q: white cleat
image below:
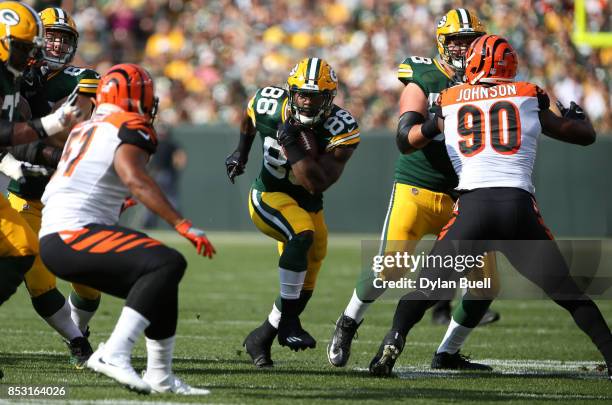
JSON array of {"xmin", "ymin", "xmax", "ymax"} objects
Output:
[
  {"xmin": 143, "ymin": 372, "xmax": 210, "ymax": 395},
  {"xmin": 87, "ymin": 343, "xmax": 151, "ymax": 394}
]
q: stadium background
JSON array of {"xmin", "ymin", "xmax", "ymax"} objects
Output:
[{"xmin": 25, "ymin": 0, "xmax": 612, "ymax": 236}]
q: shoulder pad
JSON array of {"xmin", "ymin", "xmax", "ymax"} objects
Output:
[
  {"xmin": 114, "ymin": 114, "xmax": 157, "ymax": 154},
  {"xmin": 324, "ymin": 106, "xmax": 360, "ymax": 152},
  {"xmin": 397, "ymin": 56, "xmax": 437, "ymax": 84}
]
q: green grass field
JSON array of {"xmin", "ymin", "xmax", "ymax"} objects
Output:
[{"xmin": 1, "ymin": 232, "xmax": 611, "ymax": 404}]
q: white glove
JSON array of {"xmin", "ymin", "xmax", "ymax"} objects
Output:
[
  {"xmin": 0, "ymin": 152, "xmax": 25, "ymax": 183},
  {"xmin": 39, "ymin": 88, "xmax": 83, "ymax": 136}
]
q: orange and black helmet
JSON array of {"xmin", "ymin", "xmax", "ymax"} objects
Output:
[
  {"xmin": 96, "ymin": 63, "xmax": 158, "ymax": 122},
  {"xmin": 465, "ymin": 34, "xmax": 518, "ymax": 85}
]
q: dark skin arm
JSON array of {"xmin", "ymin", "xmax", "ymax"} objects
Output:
[
  {"xmin": 290, "ymin": 146, "xmax": 355, "ymax": 194},
  {"xmin": 539, "ymin": 109, "xmax": 596, "ymax": 146},
  {"xmin": 114, "ymin": 143, "xmax": 183, "ymax": 227},
  {"xmin": 225, "ymin": 109, "xmax": 257, "ymax": 182}
]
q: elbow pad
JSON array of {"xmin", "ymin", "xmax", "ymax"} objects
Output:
[{"xmin": 396, "ymin": 111, "xmax": 425, "ymax": 153}]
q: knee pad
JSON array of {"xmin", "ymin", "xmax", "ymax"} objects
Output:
[
  {"xmin": 279, "ymin": 231, "xmax": 313, "ymax": 272},
  {"xmin": 0, "ymin": 255, "xmax": 35, "ymax": 305}
]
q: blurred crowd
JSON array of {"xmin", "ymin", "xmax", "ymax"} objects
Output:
[{"xmin": 34, "ymin": 0, "xmax": 612, "ymax": 132}]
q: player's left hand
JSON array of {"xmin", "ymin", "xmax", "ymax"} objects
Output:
[
  {"xmin": 277, "ymin": 118, "xmax": 301, "ymax": 148},
  {"xmin": 119, "ymin": 197, "xmax": 138, "ymax": 214},
  {"xmin": 175, "ymin": 219, "xmax": 216, "ymax": 258},
  {"xmin": 556, "ymin": 101, "xmax": 586, "ymax": 121}
]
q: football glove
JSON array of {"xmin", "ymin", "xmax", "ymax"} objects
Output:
[
  {"xmin": 120, "ymin": 197, "xmax": 138, "ymax": 214},
  {"xmin": 225, "ymin": 150, "xmax": 246, "ymax": 183},
  {"xmin": 556, "ymin": 101, "xmax": 586, "ymax": 121},
  {"xmin": 175, "ymin": 219, "xmax": 216, "ymax": 258},
  {"xmin": 21, "ymin": 162, "xmax": 51, "ymax": 177},
  {"xmin": 276, "ymin": 117, "xmax": 301, "ymax": 147},
  {"xmin": 38, "ymin": 87, "xmax": 83, "ymax": 137},
  {"xmin": 0, "ymin": 152, "xmax": 25, "ymax": 183}
]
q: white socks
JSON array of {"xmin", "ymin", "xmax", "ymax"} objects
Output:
[
  {"xmin": 343, "ymin": 290, "xmax": 370, "ymax": 323},
  {"xmin": 144, "ymin": 336, "xmax": 175, "ymax": 384},
  {"xmin": 44, "ymin": 300, "xmax": 82, "ymax": 341},
  {"xmin": 69, "ymin": 294, "xmax": 96, "ymax": 334},
  {"xmin": 436, "ymin": 318, "xmax": 473, "ymax": 354},
  {"xmin": 267, "ymin": 303, "xmax": 281, "ymax": 329},
  {"xmin": 104, "ymin": 306, "xmax": 150, "ymax": 365}
]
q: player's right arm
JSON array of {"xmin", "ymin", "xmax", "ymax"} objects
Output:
[
  {"xmin": 396, "ymin": 63, "xmax": 432, "ymax": 154},
  {"xmin": 113, "ymin": 119, "xmax": 215, "ymax": 258},
  {"xmin": 225, "ymin": 96, "xmax": 257, "ymax": 183}
]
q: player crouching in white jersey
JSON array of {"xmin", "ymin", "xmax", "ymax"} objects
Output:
[
  {"xmin": 370, "ymin": 35, "xmax": 612, "ymax": 380},
  {"xmin": 38, "ymin": 64, "xmax": 216, "ymax": 394}
]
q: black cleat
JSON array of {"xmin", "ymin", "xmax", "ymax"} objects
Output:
[
  {"xmin": 66, "ymin": 336, "xmax": 93, "ymax": 369},
  {"xmin": 277, "ymin": 316, "xmax": 316, "ymax": 352},
  {"xmin": 243, "ymin": 320, "xmax": 277, "ymax": 368},
  {"xmin": 369, "ymin": 330, "xmax": 404, "ymax": 377},
  {"xmin": 327, "ymin": 314, "xmax": 362, "ymax": 367},
  {"xmin": 431, "ymin": 351, "xmax": 492, "ymax": 371},
  {"xmin": 477, "ymin": 309, "xmax": 500, "ymax": 326}
]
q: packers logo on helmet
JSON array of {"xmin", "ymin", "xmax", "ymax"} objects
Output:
[
  {"xmin": 436, "ymin": 8, "xmax": 486, "ymax": 76},
  {"xmin": 0, "ymin": 1, "xmax": 44, "ymax": 76},
  {"xmin": 286, "ymin": 57, "xmax": 337, "ymax": 126},
  {"xmin": 39, "ymin": 8, "xmax": 79, "ymax": 70}
]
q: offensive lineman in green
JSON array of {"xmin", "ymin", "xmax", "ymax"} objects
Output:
[
  {"xmin": 2, "ymin": 8, "xmax": 101, "ymax": 368},
  {"xmin": 328, "ymin": 9, "xmax": 497, "ymax": 374},
  {"xmin": 225, "ymin": 58, "xmax": 360, "ymax": 367}
]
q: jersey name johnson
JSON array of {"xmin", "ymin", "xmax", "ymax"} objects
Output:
[{"xmin": 440, "ymin": 82, "xmax": 546, "ymax": 193}]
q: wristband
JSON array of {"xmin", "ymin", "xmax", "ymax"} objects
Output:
[{"xmin": 29, "ymin": 118, "xmax": 49, "ymax": 139}]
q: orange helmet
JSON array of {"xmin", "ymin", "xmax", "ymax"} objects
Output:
[
  {"xmin": 465, "ymin": 34, "xmax": 518, "ymax": 85},
  {"xmin": 96, "ymin": 63, "xmax": 158, "ymax": 122}
]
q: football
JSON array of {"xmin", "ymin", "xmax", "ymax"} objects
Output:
[{"xmin": 297, "ymin": 128, "xmax": 319, "ymax": 159}]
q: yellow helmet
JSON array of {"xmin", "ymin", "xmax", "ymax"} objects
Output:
[
  {"xmin": 39, "ymin": 7, "xmax": 78, "ymax": 70},
  {"xmin": 286, "ymin": 57, "xmax": 337, "ymax": 126},
  {"xmin": 0, "ymin": 1, "xmax": 44, "ymax": 75},
  {"xmin": 436, "ymin": 8, "xmax": 486, "ymax": 76}
]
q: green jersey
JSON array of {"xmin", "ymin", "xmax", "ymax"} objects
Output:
[
  {"xmin": 248, "ymin": 86, "xmax": 360, "ymax": 212},
  {"xmin": 395, "ymin": 56, "xmax": 458, "ymax": 193},
  {"xmin": 0, "ymin": 63, "xmax": 22, "ymax": 122},
  {"xmin": 8, "ymin": 65, "xmax": 100, "ymax": 199}
]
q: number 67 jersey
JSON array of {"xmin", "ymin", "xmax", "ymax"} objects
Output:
[
  {"xmin": 439, "ymin": 82, "xmax": 550, "ymax": 194},
  {"xmin": 39, "ymin": 104, "xmax": 157, "ymax": 238}
]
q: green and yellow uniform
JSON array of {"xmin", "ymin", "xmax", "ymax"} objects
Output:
[
  {"xmin": 9, "ymin": 65, "xmax": 100, "ymax": 300},
  {"xmin": 246, "ymin": 85, "xmax": 359, "ymax": 289},
  {"xmin": 378, "ymin": 56, "xmax": 457, "ymax": 255},
  {"xmin": 0, "ymin": 64, "xmax": 39, "ymax": 259}
]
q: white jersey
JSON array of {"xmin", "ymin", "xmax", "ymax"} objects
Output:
[
  {"xmin": 40, "ymin": 104, "xmax": 157, "ymax": 238},
  {"xmin": 439, "ymin": 81, "xmax": 549, "ymax": 193}
]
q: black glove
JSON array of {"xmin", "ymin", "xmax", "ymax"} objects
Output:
[
  {"xmin": 225, "ymin": 150, "xmax": 246, "ymax": 184},
  {"xmin": 556, "ymin": 101, "xmax": 586, "ymax": 121},
  {"xmin": 277, "ymin": 118, "xmax": 306, "ymax": 164}
]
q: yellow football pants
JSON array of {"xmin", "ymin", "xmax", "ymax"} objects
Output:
[
  {"xmin": 380, "ymin": 183, "xmax": 498, "ymax": 297},
  {"xmin": 248, "ymin": 189, "xmax": 327, "ymax": 291},
  {"xmin": 0, "ymin": 193, "xmax": 38, "ymax": 257},
  {"xmin": 8, "ymin": 193, "xmax": 100, "ymax": 300}
]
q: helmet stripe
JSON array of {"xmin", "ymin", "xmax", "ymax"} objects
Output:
[
  {"xmin": 307, "ymin": 57, "xmax": 319, "ymax": 86},
  {"xmin": 57, "ymin": 8, "xmax": 67, "ymax": 23},
  {"xmin": 457, "ymin": 8, "xmax": 470, "ymax": 29},
  {"xmin": 52, "ymin": 7, "xmax": 59, "ymax": 22},
  {"xmin": 109, "ymin": 67, "xmax": 132, "ymax": 102}
]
